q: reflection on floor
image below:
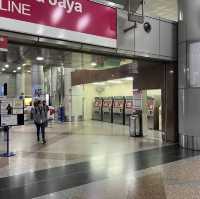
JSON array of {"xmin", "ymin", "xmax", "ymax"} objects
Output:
[{"xmin": 0, "ymin": 121, "xmax": 198, "ymax": 199}]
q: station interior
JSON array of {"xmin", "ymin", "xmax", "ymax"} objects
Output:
[
  {"xmin": 0, "ymin": 43, "xmax": 163, "ymax": 142},
  {"xmin": 2, "ymin": 0, "xmax": 200, "ymax": 198}
]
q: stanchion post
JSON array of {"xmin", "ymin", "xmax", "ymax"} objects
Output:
[{"xmin": 0, "ymin": 126, "xmax": 16, "ymax": 157}]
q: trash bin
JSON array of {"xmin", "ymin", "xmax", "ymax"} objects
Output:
[{"xmin": 129, "ymin": 111, "xmax": 143, "ymax": 137}]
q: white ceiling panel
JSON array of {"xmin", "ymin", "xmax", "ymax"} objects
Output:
[{"xmin": 144, "ymin": 0, "xmax": 177, "ymax": 21}]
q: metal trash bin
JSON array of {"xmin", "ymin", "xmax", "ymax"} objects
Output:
[{"xmin": 129, "ymin": 111, "xmax": 143, "ymax": 137}]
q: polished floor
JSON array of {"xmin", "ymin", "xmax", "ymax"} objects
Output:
[{"xmin": 0, "ymin": 121, "xmax": 199, "ymax": 199}]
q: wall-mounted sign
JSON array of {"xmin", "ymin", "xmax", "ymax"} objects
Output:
[
  {"xmin": 0, "ymin": 0, "xmax": 117, "ymax": 48},
  {"xmin": 0, "ymin": 36, "xmax": 8, "ymax": 52},
  {"xmin": 133, "ymin": 90, "xmax": 142, "ymax": 110}
]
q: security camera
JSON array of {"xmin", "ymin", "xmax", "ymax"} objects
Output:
[{"xmin": 144, "ymin": 22, "xmax": 151, "ymax": 33}]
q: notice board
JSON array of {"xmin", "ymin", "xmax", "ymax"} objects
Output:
[{"xmin": 0, "ymin": 98, "xmax": 24, "ymax": 126}]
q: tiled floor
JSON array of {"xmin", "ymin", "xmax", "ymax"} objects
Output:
[
  {"xmin": 0, "ymin": 121, "xmax": 163, "ymax": 177},
  {"xmin": 0, "ymin": 121, "xmax": 198, "ymax": 199}
]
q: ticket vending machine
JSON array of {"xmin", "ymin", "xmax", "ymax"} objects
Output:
[
  {"xmin": 92, "ymin": 97, "xmax": 103, "ymax": 121},
  {"xmin": 147, "ymin": 97, "xmax": 155, "ymax": 130},
  {"xmin": 125, "ymin": 96, "xmax": 134, "ymax": 125},
  {"xmin": 113, "ymin": 97, "xmax": 125, "ymax": 125},
  {"xmin": 102, "ymin": 97, "xmax": 113, "ymax": 123}
]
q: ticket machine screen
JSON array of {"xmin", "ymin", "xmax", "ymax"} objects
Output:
[
  {"xmin": 126, "ymin": 101, "xmax": 133, "ymax": 109},
  {"xmin": 95, "ymin": 100, "xmax": 102, "ymax": 107},
  {"xmin": 114, "ymin": 100, "xmax": 124, "ymax": 108},
  {"xmin": 103, "ymin": 100, "xmax": 112, "ymax": 108}
]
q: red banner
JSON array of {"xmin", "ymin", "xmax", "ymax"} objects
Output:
[
  {"xmin": 0, "ymin": 0, "xmax": 117, "ymax": 48},
  {"xmin": 0, "ymin": 36, "xmax": 8, "ymax": 52}
]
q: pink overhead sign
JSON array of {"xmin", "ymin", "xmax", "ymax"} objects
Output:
[
  {"xmin": 0, "ymin": 0, "xmax": 117, "ymax": 48},
  {"xmin": 0, "ymin": 36, "xmax": 8, "ymax": 51}
]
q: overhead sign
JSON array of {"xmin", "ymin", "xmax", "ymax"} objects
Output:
[
  {"xmin": 0, "ymin": 0, "xmax": 117, "ymax": 48},
  {"xmin": 0, "ymin": 36, "xmax": 8, "ymax": 52}
]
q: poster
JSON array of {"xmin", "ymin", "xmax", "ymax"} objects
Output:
[
  {"xmin": 0, "ymin": 100, "xmax": 13, "ymax": 114},
  {"xmin": 1, "ymin": 115, "xmax": 18, "ymax": 126},
  {"xmin": 13, "ymin": 99, "xmax": 24, "ymax": 109},
  {"xmin": 13, "ymin": 109, "xmax": 24, "ymax": 115}
]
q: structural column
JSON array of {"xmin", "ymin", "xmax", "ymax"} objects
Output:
[
  {"xmin": 178, "ymin": 0, "xmax": 200, "ymax": 150},
  {"xmin": 16, "ymin": 72, "xmax": 25, "ymax": 97},
  {"xmin": 64, "ymin": 68, "xmax": 73, "ymax": 122},
  {"xmin": 32, "ymin": 64, "xmax": 44, "ymax": 99}
]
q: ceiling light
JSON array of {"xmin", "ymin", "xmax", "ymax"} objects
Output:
[
  {"xmin": 107, "ymin": 80, "xmax": 122, "ymax": 84},
  {"xmin": 2, "ymin": 68, "xmax": 5, "ymax": 71},
  {"xmin": 107, "ymin": 2, "xmax": 116, "ymax": 7},
  {"xmin": 92, "ymin": 82, "xmax": 105, "ymax": 86},
  {"xmin": 5, "ymin": 64, "xmax": 9, "ymax": 68},
  {"xmin": 91, "ymin": 62, "xmax": 97, "ymax": 66},
  {"xmin": 169, "ymin": 70, "xmax": 174, "ymax": 74},
  {"xmin": 13, "ymin": 70, "xmax": 16, "ymax": 73},
  {"xmin": 36, "ymin": 56, "xmax": 44, "ymax": 61},
  {"xmin": 22, "ymin": 63, "xmax": 26, "ymax": 66},
  {"xmin": 17, "ymin": 67, "xmax": 21, "ymax": 70},
  {"xmin": 27, "ymin": 70, "xmax": 31, "ymax": 73},
  {"xmin": 123, "ymin": 77, "xmax": 133, "ymax": 81}
]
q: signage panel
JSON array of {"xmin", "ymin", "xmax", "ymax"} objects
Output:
[
  {"xmin": 0, "ymin": 0, "xmax": 117, "ymax": 48},
  {"xmin": 1, "ymin": 115, "xmax": 17, "ymax": 126},
  {"xmin": 0, "ymin": 36, "xmax": 8, "ymax": 52}
]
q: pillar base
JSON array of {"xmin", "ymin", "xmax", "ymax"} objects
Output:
[
  {"xmin": 65, "ymin": 115, "xmax": 83, "ymax": 122},
  {"xmin": 179, "ymin": 134, "xmax": 200, "ymax": 150}
]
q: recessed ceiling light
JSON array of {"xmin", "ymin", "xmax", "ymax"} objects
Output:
[
  {"xmin": 107, "ymin": 2, "xmax": 116, "ymax": 7},
  {"xmin": 13, "ymin": 70, "xmax": 16, "ymax": 73},
  {"xmin": 91, "ymin": 62, "xmax": 97, "ymax": 66},
  {"xmin": 36, "ymin": 56, "xmax": 44, "ymax": 61},
  {"xmin": 107, "ymin": 80, "xmax": 122, "ymax": 84},
  {"xmin": 123, "ymin": 77, "xmax": 133, "ymax": 81},
  {"xmin": 17, "ymin": 67, "xmax": 21, "ymax": 70},
  {"xmin": 27, "ymin": 70, "xmax": 31, "ymax": 73},
  {"xmin": 92, "ymin": 82, "xmax": 105, "ymax": 86},
  {"xmin": 22, "ymin": 63, "xmax": 26, "ymax": 66},
  {"xmin": 2, "ymin": 68, "xmax": 5, "ymax": 71},
  {"xmin": 5, "ymin": 64, "xmax": 9, "ymax": 68}
]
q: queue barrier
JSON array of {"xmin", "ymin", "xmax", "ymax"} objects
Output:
[{"xmin": 0, "ymin": 126, "xmax": 15, "ymax": 157}]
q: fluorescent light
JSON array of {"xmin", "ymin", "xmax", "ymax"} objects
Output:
[
  {"xmin": 17, "ymin": 67, "xmax": 21, "ymax": 70},
  {"xmin": 92, "ymin": 82, "xmax": 105, "ymax": 86},
  {"xmin": 107, "ymin": 80, "xmax": 122, "ymax": 84},
  {"xmin": 27, "ymin": 70, "xmax": 31, "ymax": 73},
  {"xmin": 2, "ymin": 68, "xmax": 5, "ymax": 71},
  {"xmin": 123, "ymin": 77, "xmax": 133, "ymax": 81},
  {"xmin": 5, "ymin": 64, "xmax": 9, "ymax": 68},
  {"xmin": 107, "ymin": 1, "xmax": 116, "ymax": 7},
  {"xmin": 36, "ymin": 56, "xmax": 44, "ymax": 61},
  {"xmin": 13, "ymin": 70, "xmax": 16, "ymax": 73},
  {"xmin": 91, "ymin": 62, "xmax": 97, "ymax": 66}
]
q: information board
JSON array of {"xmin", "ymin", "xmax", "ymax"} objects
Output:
[
  {"xmin": 1, "ymin": 115, "xmax": 18, "ymax": 126},
  {"xmin": 0, "ymin": 98, "xmax": 24, "ymax": 127},
  {"xmin": 133, "ymin": 90, "xmax": 143, "ymax": 111}
]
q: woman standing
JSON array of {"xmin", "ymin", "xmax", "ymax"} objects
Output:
[{"xmin": 32, "ymin": 100, "xmax": 47, "ymax": 144}]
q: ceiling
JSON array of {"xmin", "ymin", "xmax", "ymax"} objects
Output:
[
  {"xmin": 105, "ymin": 0, "xmax": 178, "ymax": 21},
  {"xmin": 0, "ymin": 44, "xmax": 132, "ymax": 74},
  {"xmin": 144, "ymin": 0, "xmax": 177, "ymax": 21}
]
